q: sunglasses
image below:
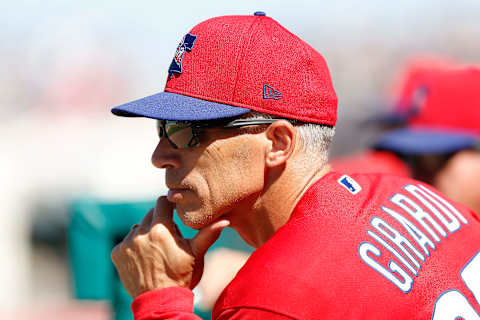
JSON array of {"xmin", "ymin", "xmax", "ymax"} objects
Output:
[{"xmin": 156, "ymin": 118, "xmax": 300, "ymax": 149}]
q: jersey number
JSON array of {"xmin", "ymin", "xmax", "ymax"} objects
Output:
[{"xmin": 432, "ymin": 251, "xmax": 480, "ymax": 319}]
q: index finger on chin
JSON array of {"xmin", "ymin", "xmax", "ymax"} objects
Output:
[
  {"xmin": 152, "ymin": 196, "xmax": 175, "ymax": 228},
  {"xmin": 136, "ymin": 209, "xmax": 154, "ymax": 234}
]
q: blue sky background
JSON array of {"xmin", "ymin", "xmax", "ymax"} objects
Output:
[{"xmin": 2, "ymin": 0, "xmax": 479, "ymax": 151}]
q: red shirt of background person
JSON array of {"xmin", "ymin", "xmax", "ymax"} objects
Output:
[
  {"xmin": 110, "ymin": 13, "xmax": 480, "ymax": 319},
  {"xmin": 331, "ymin": 150, "xmax": 411, "ymax": 177}
]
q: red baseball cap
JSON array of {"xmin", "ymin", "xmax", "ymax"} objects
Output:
[
  {"xmin": 111, "ymin": 12, "xmax": 337, "ymax": 125},
  {"xmin": 370, "ymin": 56, "xmax": 457, "ymax": 125},
  {"xmin": 373, "ymin": 66, "xmax": 480, "ymax": 154}
]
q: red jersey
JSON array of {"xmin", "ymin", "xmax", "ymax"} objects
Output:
[{"xmin": 133, "ymin": 172, "xmax": 480, "ymax": 319}]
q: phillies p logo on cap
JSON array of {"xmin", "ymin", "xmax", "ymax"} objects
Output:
[{"xmin": 169, "ymin": 33, "xmax": 197, "ymax": 78}]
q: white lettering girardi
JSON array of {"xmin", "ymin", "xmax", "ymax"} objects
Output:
[{"xmin": 358, "ymin": 184, "xmax": 469, "ymax": 293}]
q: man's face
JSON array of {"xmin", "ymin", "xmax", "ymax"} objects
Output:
[{"xmin": 151, "ymin": 126, "xmax": 266, "ymax": 229}]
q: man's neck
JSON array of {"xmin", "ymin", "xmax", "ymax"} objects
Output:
[{"xmin": 230, "ymin": 162, "xmax": 331, "ymax": 248}]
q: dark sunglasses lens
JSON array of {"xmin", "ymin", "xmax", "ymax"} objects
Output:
[
  {"xmin": 164, "ymin": 121, "xmax": 199, "ymax": 149},
  {"xmin": 156, "ymin": 121, "xmax": 164, "ymax": 138}
]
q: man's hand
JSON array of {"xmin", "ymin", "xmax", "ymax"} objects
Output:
[{"xmin": 111, "ymin": 196, "xmax": 230, "ymax": 298}]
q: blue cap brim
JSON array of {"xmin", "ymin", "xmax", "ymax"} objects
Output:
[
  {"xmin": 111, "ymin": 91, "xmax": 250, "ymax": 121},
  {"xmin": 369, "ymin": 112, "xmax": 409, "ymax": 125},
  {"xmin": 373, "ymin": 128, "xmax": 478, "ymax": 155}
]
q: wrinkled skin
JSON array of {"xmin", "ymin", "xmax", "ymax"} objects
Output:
[{"xmin": 111, "ymin": 197, "xmax": 229, "ymax": 298}]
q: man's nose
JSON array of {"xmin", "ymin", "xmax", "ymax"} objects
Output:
[{"xmin": 151, "ymin": 138, "xmax": 181, "ymax": 169}]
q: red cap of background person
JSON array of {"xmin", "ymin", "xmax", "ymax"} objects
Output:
[
  {"xmin": 370, "ymin": 56, "xmax": 457, "ymax": 124},
  {"xmin": 331, "ymin": 151, "xmax": 411, "ymax": 177},
  {"xmin": 112, "ymin": 12, "xmax": 338, "ymax": 125},
  {"xmin": 374, "ymin": 66, "xmax": 480, "ymax": 154},
  {"xmin": 407, "ymin": 67, "xmax": 480, "ymax": 131},
  {"xmin": 387, "ymin": 56, "xmax": 457, "ymax": 116}
]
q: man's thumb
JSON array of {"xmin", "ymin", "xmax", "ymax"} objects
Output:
[{"xmin": 191, "ymin": 220, "xmax": 230, "ymax": 257}]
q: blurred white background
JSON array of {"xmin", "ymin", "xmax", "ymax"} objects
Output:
[{"xmin": 1, "ymin": 0, "xmax": 479, "ymax": 318}]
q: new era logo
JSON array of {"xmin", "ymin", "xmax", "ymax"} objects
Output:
[
  {"xmin": 338, "ymin": 175, "xmax": 362, "ymax": 195},
  {"xmin": 263, "ymin": 84, "xmax": 282, "ymax": 100}
]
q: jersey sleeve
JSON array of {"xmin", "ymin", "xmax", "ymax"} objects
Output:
[
  {"xmin": 131, "ymin": 287, "xmax": 201, "ymax": 320},
  {"xmin": 131, "ymin": 286, "xmax": 295, "ymax": 320},
  {"xmin": 215, "ymin": 307, "xmax": 296, "ymax": 319}
]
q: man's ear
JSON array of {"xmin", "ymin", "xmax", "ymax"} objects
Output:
[{"xmin": 264, "ymin": 120, "xmax": 296, "ymax": 167}]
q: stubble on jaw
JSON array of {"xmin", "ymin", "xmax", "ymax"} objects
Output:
[{"xmin": 175, "ymin": 134, "xmax": 262, "ymax": 229}]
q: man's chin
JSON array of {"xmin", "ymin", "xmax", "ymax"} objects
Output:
[{"xmin": 174, "ymin": 204, "xmax": 218, "ymax": 230}]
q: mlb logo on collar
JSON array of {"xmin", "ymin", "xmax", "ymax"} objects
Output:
[{"xmin": 338, "ymin": 175, "xmax": 362, "ymax": 195}]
